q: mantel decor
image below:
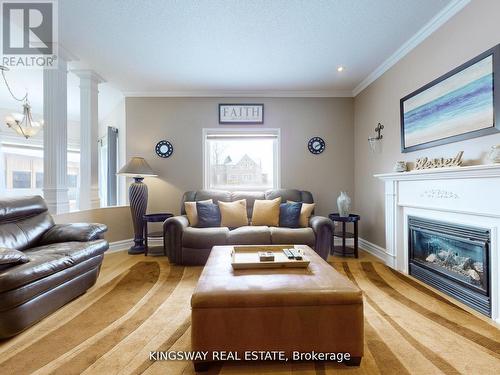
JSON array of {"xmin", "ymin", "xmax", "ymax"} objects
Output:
[
  {"xmin": 219, "ymin": 104, "xmax": 264, "ymax": 124},
  {"xmin": 414, "ymin": 151, "xmax": 463, "ymax": 170},
  {"xmin": 400, "ymin": 44, "xmax": 500, "ymax": 153}
]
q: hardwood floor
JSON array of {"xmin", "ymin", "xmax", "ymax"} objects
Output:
[{"xmin": 0, "ymin": 248, "xmax": 499, "ymax": 374}]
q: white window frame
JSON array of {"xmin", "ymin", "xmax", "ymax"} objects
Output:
[{"xmin": 202, "ymin": 128, "xmax": 281, "ymax": 191}]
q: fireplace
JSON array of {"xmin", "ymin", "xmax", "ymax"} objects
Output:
[{"xmin": 408, "ymin": 216, "xmax": 491, "ymax": 316}]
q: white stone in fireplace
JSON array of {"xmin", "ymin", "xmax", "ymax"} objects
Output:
[{"xmin": 375, "ymin": 164, "xmax": 500, "ymax": 323}]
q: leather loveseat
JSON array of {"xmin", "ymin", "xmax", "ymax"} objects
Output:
[
  {"xmin": 0, "ymin": 196, "xmax": 108, "ymax": 338},
  {"xmin": 164, "ymin": 189, "xmax": 334, "ymax": 265}
]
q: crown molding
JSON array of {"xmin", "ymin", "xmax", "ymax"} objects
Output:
[
  {"xmin": 123, "ymin": 90, "xmax": 353, "ymax": 98},
  {"xmin": 71, "ymin": 69, "xmax": 106, "ymax": 83},
  {"xmin": 352, "ymin": 0, "xmax": 471, "ymax": 97}
]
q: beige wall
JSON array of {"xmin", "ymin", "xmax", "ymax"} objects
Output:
[
  {"xmin": 353, "ymin": 0, "xmax": 500, "ymax": 248},
  {"xmin": 125, "ymin": 97, "xmax": 354, "ymax": 217},
  {"xmin": 54, "ymin": 206, "xmax": 133, "ymax": 243}
]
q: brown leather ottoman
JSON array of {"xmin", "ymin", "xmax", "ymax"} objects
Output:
[{"xmin": 191, "ymin": 245, "xmax": 364, "ymax": 371}]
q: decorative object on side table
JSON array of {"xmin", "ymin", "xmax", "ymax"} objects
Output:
[
  {"xmin": 415, "ymin": 151, "xmax": 463, "ymax": 170},
  {"xmin": 308, "ymin": 137, "xmax": 325, "ymax": 154},
  {"xmin": 400, "ymin": 44, "xmax": 500, "ymax": 153},
  {"xmin": 329, "ymin": 213, "xmax": 360, "ymax": 258},
  {"xmin": 337, "ymin": 191, "xmax": 351, "ymax": 217},
  {"xmin": 393, "ymin": 161, "xmax": 407, "ymax": 172},
  {"xmin": 368, "ymin": 123, "xmax": 384, "ymax": 153},
  {"xmin": 118, "ymin": 157, "xmax": 157, "ymax": 254},
  {"xmin": 488, "ymin": 145, "xmax": 500, "ymax": 163},
  {"xmin": 155, "ymin": 140, "xmax": 174, "ymax": 158},
  {"xmin": 143, "ymin": 213, "xmax": 173, "ymax": 256}
]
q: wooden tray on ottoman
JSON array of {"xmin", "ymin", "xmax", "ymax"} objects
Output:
[{"xmin": 230, "ymin": 245, "xmax": 310, "ymax": 269}]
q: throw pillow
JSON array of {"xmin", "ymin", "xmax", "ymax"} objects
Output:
[
  {"xmin": 0, "ymin": 247, "xmax": 29, "ymax": 269},
  {"xmin": 184, "ymin": 199, "xmax": 213, "ymax": 226},
  {"xmin": 279, "ymin": 202, "xmax": 303, "ymax": 228},
  {"xmin": 251, "ymin": 197, "xmax": 281, "ymax": 226},
  {"xmin": 219, "ymin": 199, "xmax": 248, "ymax": 228},
  {"xmin": 196, "ymin": 201, "xmax": 221, "ymax": 228},
  {"xmin": 287, "ymin": 200, "xmax": 316, "ymax": 227}
]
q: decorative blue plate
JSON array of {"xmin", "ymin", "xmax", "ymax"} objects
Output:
[
  {"xmin": 155, "ymin": 140, "xmax": 173, "ymax": 158},
  {"xmin": 308, "ymin": 137, "xmax": 325, "ymax": 154}
]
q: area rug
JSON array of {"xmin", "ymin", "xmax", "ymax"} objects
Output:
[{"xmin": 0, "ymin": 259, "xmax": 499, "ymax": 374}]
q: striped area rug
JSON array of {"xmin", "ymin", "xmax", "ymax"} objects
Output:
[{"xmin": 0, "ymin": 253, "xmax": 499, "ymax": 374}]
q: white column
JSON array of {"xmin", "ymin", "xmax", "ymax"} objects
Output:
[
  {"xmin": 43, "ymin": 58, "xmax": 69, "ymax": 214},
  {"xmin": 75, "ymin": 70, "xmax": 104, "ymax": 210}
]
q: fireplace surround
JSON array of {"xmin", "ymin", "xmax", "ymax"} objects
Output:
[
  {"xmin": 408, "ymin": 216, "xmax": 490, "ymax": 316},
  {"xmin": 375, "ymin": 164, "xmax": 500, "ymax": 322}
]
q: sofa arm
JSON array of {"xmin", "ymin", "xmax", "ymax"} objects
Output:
[
  {"xmin": 309, "ymin": 215, "xmax": 334, "ymax": 260},
  {"xmin": 40, "ymin": 223, "xmax": 108, "ymax": 245},
  {"xmin": 164, "ymin": 215, "xmax": 189, "ymax": 264}
]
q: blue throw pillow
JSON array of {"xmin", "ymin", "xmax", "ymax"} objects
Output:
[
  {"xmin": 196, "ymin": 201, "xmax": 221, "ymax": 228},
  {"xmin": 279, "ymin": 202, "xmax": 302, "ymax": 228}
]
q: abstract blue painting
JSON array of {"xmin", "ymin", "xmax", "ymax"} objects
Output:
[{"xmin": 400, "ymin": 47, "xmax": 499, "ymax": 152}]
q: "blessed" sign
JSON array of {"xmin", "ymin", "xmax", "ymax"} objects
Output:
[{"xmin": 219, "ymin": 104, "xmax": 264, "ymax": 124}]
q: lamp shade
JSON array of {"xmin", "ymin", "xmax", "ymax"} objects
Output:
[{"xmin": 118, "ymin": 157, "xmax": 157, "ymax": 177}]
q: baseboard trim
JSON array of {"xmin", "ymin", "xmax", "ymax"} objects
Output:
[
  {"xmin": 358, "ymin": 238, "xmax": 395, "ymax": 267},
  {"xmin": 107, "ymin": 239, "xmax": 133, "ymax": 253},
  {"xmin": 107, "ymin": 237, "xmax": 164, "ymax": 253}
]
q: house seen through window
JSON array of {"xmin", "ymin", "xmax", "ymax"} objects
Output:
[{"xmin": 204, "ymin": 129, "xmax": 280, "ymax": 190}]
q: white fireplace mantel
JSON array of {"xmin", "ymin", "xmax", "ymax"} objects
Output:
[
  {"xmin": 375, "ymin": 164, "xmax": 500, "ymax": 181},
  {"xmin": 375, "ymin": 164, "xmax": 500, "ymax": 322}
]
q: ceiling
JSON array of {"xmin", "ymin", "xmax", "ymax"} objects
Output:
[
  {"xmin": 0, "ymin": 0, "xmax": 467, "ymax": 117},
  {"xmin": 58, "ymin": 0, "xmax": 463, "ymax": 96}
]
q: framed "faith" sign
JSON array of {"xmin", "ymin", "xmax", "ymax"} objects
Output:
[{"xmin": 219, "ymin": 104, "xmax": 264, "ymax": 124}]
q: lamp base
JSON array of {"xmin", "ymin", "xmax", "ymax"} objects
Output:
[
  {"xmin": 128, "ymin": 177, "xmax": 148, "ymax": 255},
  {"xmin": 128, "ymin": 244, "xmax": 145, "ymax": 255}
]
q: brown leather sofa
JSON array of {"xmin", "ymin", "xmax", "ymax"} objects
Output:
[
  {"xmin": 0, "ymin": 196, "xmax": 108, "ymax": 338},
  {"xmin": 164, "ymin": 189, "xmax": 334, "ymax": 265}
]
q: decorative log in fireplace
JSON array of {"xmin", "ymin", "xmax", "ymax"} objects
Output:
[{"xmin": 408, "ymin": 216, "xmax": 491, "ymax": 316}]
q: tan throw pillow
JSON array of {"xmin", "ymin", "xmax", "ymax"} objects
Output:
[
  {"xmin": 184, "ymin": 199, "xmax": 213, "ymax": 226},
  {"xmin": 219, "ymin": 199, "xmax": 248, "ymax": 228},
  {"xmin": 251, "ymin": 197, "xmax": 281, "ymax": 226},
  {"xmin": 288, "ymin": 200, "xmax": 316, "ymax": 227}
]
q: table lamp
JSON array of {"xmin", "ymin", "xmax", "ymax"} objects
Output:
[{"xmin": 118, "ymin": 157, "xmax": 157, "ymax": 254}]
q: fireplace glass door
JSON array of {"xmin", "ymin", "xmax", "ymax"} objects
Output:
[{"xmin": 408, "ymin": 216, "xmax": 490, "ymax": 316}]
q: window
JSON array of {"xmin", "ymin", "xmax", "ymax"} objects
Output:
[
  {"xmin": 12, "ymin": 171, "xmax": 31, "ymax": 188},
  {"xmin": 35, "ymin": 172, "xmax": 43, "ymax": 188},
  {"xmin": 68, "ymin": 174, "xmax": 78, "ymax": 188},
  {"xmin": 203, "ymin": 128, "xmax": 280, "ymax": 190},
  {"xmin": 1, "ymin": 143, "xmax": 81, "ymax": 211}
]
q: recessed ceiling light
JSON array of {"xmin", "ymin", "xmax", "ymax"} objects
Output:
[{"xmin": 337, "ymin": 66, "xmax": 344, "ymax": 72}]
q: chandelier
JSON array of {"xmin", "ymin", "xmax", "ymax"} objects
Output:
[{"xmin": 1, "ymin": 65, "xmax": 43, "ymax": 139}]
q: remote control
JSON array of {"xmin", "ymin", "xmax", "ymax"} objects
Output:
[
  {"xmin": 289, "ymin": 248, "xmax": 303, "ymax": 260},
  {"xmin": 283, "ymin": 249, "xmax": 294, "ymax": 259}
]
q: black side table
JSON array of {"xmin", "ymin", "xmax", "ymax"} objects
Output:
[
  {"xmin": 143, "ymin": 213, "xmax": 173, "ymax": 256},
  {"xmin": 329, "ymin": 213, "xmax": 360, "ymax": 258}
]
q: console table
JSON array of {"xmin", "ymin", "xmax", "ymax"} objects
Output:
[{"xmin": 329, "ymin": 213, "xmax": 360, "ymax": 258}]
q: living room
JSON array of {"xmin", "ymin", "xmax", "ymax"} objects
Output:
[{"xmin": 1, "ymin": 0, "xmax": 499, "ymax": 374}]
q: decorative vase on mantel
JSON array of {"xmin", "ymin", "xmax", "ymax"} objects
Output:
[{"xmin": 337, "ymin": 191, "xmax": 352, "ymax": 217}]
